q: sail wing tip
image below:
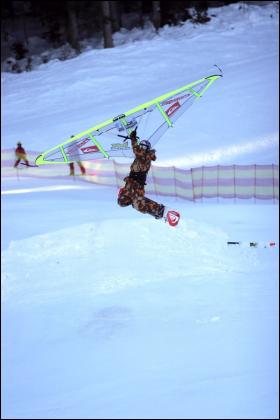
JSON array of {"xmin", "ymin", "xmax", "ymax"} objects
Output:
[
  {"xmin": 35, "ymin": 154, "xmax": 45, "ymax": 166},
  {"xmin": 205, "ymin": 74, "xmax": 223, "ymax": 79},
  {"xmin": 213, "ymin": 64, "xmax": 223, "ymax": 76}
]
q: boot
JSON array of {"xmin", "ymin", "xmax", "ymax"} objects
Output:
[{"xmin": 154, "ymin": 204, "xmax": 165, "ymax": 219}]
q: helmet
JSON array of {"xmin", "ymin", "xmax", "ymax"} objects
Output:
[
  {"xmin": 139, "ymin": 140, "xmax": 151, "ymax": 151},
  {"xmin": 17, "ymin": 142, "xmax": 22, "ymax": 146}
]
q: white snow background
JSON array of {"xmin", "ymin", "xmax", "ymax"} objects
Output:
[{"xmin": 1, "ymin": 2, "xmax": 279, "ymax": 419}]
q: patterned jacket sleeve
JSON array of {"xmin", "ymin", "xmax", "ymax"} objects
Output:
[
  {"xmin": 131, "ymin": 137, "xmax": 145, "ymax": 158},
  {"xmin": 149, "ymin": 150, "xmax": 156, "ymax": 161}
]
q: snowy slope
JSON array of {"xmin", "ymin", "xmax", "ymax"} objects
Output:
[{"xmin": 1, "ymin": 3, "xmax": 279, "ymax": 420}]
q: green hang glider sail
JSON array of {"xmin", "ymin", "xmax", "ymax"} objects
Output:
[{"xmin": 35, "ymin": 74, "xmax": 222, "ymax": 165}]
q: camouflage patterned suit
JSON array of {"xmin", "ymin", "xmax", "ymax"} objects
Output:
[{"xmin": 118, "ymin": 132, "xmax": 165, "ymax": 219}]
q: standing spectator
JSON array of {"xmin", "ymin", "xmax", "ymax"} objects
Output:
[
  {"xmin": 14, "ymin": 142, "xmax": 30, "ymax": 167},
  {"xmin": 68, "ymin": 135, "xmax": 86, "ymax": 176},
  {"xmin": 69, "ymin": 161, "xmax": 86, "ymax": 176}
]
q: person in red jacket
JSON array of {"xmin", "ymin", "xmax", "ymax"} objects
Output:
[
  {"xmin": 14, "ymin": 142, "xmax": 30, "ymax": 167},
  {"xmin": 118, "ymin": 129, "xmax": 165, "ymax": 220}
]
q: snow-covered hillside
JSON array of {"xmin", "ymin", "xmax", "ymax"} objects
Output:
[
  {"xmin": 2, "ymin": 2, "xmax": 279, "ymax": 167},
  {"xmin": 1, "ymin": 3, "xmax": 279, "ymax": 419}
]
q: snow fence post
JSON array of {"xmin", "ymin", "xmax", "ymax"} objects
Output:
[
  {"xmin": 254, "ymin": 164, "xmax": 257, "ymax": 203},
  {"xmin": 233, "ymin": 164, "xmax": 236, "ymax": 203},
  {"xmin": 272, "ymin": 163, "xmax": 275, "ymax": 203},
  {"xmin": 173, "ymin": 166, "xmax": 178, "ymax": 199},
  {"xmin": 191, "ymin": 168, "xmax": 195, "ymax": 202},
  {"xmin": 217, "ymin": 165, "xmax": 219, "ymax": 203},
  {"xmin": 201, "ymin": 165, "xmax": 204, "ymax": 202},
  {"xmin": 151, "ymin": 164, "xmax": 158, "ymax": 197},
  {"xmin": 113, "ymin": 159, "xmax": 121, "ymax": 189}
]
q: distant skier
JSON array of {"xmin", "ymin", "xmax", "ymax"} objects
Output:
[
  {"xmin": 14, "ymin": 142, "xmax": 30, "ymax": 167},
  {"xmin": 118, "ymin": 129, "xmax": 180, "ymax": 226}
]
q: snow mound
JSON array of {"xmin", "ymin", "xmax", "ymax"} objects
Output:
[{"xmin": 2, "ymin": 217, "xmax": 258, "ymax": 304}]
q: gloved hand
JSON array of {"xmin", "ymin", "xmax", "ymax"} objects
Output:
[{"xmin": 130, "ymin": 129, "xmax": 137, "ymax": 140}]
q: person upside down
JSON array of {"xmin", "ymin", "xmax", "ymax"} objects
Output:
[{"xmin": 118, "ymin": 129, "xmax": 165, "ymax": 220}]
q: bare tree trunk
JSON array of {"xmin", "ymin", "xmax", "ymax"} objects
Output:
[
  {"xmin": 102, "ymin": 1, "xmax": 114, "ymax": 48},
  {"xmin": 139, "ymin": 1, "xmax": 145, "ymax": 29},
  {"xmin": 110, "ymin": 1, "xmax": 121, "ymax": 33},
  {"xmin": 194, "ymin": 1, "xmax": 210, "ymax": 23},
  {"xmin": 160, "ymin": 0, "xmax": 170, "ymax": 26},
  {"xmin": 152, "ymin": 1, "xmax": 161, "ymax": 31},
  {"xmin": 66, "ymin": 0, "xmax": 80, "ymax": 53},
  {"xmin": 134, "ymin": 1, "xmax": 143, "ymax": 28}
]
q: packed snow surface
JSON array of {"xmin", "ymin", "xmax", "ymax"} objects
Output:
[{"xmin": 1, "ymin": 3, "xmax": 279, "ymax": 419}]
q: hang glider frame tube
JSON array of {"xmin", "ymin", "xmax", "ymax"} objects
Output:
[
  {"xmin": 88, "ymin": 133, "xmax": 109, "ymax": 158},
  {"xmin": 60, "ymin": 146, "xmax": 68, "ymax": 162},
  {"xmin": 156, "ymin": 103, "xmax": 173, "ymax": 127}
]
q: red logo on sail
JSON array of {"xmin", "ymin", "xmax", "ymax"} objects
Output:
[
  {"xmin": 166, "ymin": 101, "xmax": 180, "ymax": 117},
  {"xmin": 80, "ymin": 145, "xmax": 99, "ymax": 153}
]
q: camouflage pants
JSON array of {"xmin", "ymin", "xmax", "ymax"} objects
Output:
[{"xmin": 118, "ymin": 177, "xmax": 165, "ymax": 219}]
